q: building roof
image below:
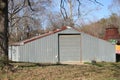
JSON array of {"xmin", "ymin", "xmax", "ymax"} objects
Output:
[{"xmin": 10, "ymin": 26, "xmax": 79, "ymax": 46}]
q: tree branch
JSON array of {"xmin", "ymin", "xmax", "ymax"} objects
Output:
[
  {"xmin": 89, "ymin": 0, "xmax": 103, "ymax": 6},
  {"xmin": 76, "ymin": 0, "xmax": 81, "ymax": 17},
  {"xmin": 13, "ymin": 0, "xmax": 26, "ymax": 14},
  {"xmin": 27, "ymin": 0, "xmax": 35, "ymax": 11},
  {"xmin": 60, "ymin": 0, "xmax": 103, "ymax": 19},
  {"xmin": 60, "ymin": 0, "xmax": 68, "ymax": 19}
]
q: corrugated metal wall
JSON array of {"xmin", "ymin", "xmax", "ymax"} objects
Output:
[
  {"xmin": 18, "ymin": 33, "xmax": 58, "ymax": 63},
  {"xmin": 15, "ymin": 29, "xmax": 80, "ymax": 63},
  {"xmin": 59, "ymin": 34, "xmax": 81, "ymax": 62},
  {"xmin": 81, "ymin": 33, "xmax": 99, "ymax": 62},
  {"xmin": 9, "ymin": 28, "xmax": 116, "ymax": 63},
  {"xmin": 9, "ymin": 46, "xmax": 19, "ymax": 61},
  {"xmin": 98, "ymin": 39, "xmax": 115, "ymax": 62},
  {"xmin": 81, "ymin": 33, "xmax": 115, "ymax": 62}
]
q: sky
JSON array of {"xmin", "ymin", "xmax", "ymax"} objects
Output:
[
  {"xmin": 77, "ymin": 0, "xmax": 114, "ymax": 24},
  {"xmin": 88, "ymin": 0, "xmax": 112, "ymax": 21},
  {"xmin": 52, "ymin": 0, "xmax": 116, "ymax": 25},
  {"xmin": 18, "ymin": 0, "xmax": 118, "ymax": 28}
]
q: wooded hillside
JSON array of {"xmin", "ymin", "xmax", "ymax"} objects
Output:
[{"xmin": 80, "ymin": 13, "xmax": 120, "ymax": 39}]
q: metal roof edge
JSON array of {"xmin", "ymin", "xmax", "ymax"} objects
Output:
[
  {"xmin": 10, "ymin": 26, "xmax": 111, "ymax": 46},
  {"xmin": 10, "ymin": 26, "xmax": 68, "ymax": 46},
  {"xmin": 10, "ymin": 42, "xmax": 24, "ymax": 46}
]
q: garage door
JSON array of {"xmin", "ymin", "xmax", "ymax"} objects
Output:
[{"xmin": 59, "ymin": 34, "xmax": 81, "ymax": 62}]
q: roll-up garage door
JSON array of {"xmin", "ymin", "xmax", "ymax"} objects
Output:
[{"xmin": 59, "ymin": 34, "xmax": 81, "ymax": 62}]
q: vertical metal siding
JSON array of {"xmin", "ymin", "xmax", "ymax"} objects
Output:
[
  {"xmin": 17, "ymin": 28, "xmax": 81, "ymax": 63},
  {"xmin": 81, "ymin": 33, "xmax": 98, "ymax": 62},
  {"xmin": 81, "ymin": 33, "xmax": 115, "ymax": 62},
  {"xmin": 9, "ymin": 46, "xmax": 12, "ymax": 60},
  {"xmin": 9, "ymin": 46, "xmax": 19, "ymax": 61},
  {"xmin": 98, "ymin": 39, "xmax": 115, "ymax": 62},
  {"xmin": 19, "ymin": 34, "xmax": 58, "ymax": 63},
  {"xmin": 9, "ymin": 28, "xmax": 115, "ymax": 63},
  {"xmin": 59, "ymin": 35, "xmax": 81, "ymax": 62}
]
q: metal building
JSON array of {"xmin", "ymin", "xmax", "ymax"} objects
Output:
[{"xmin": 9, "ymin": 26, "xmax": 115, "ymax": 63}]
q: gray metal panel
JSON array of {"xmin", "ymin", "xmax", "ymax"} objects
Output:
[
  {"xmin": 9, "ymin": 46, "xmax": 19, "ymax": 61},
  {"xmin": 17, "ymin": 28, "xmax": 80, "ymax": 63},
  {"xmin": 19, "ymin": 34, "xmax": 58, "ymax": 63},
  {"xmin": 59, "ymin": 35, "xmax": 81, "ymax": 62},
  {"xmin": 9, "ymin": 27, "xmax": 115, "ymax": 63},
  {"xmin": 81, "ymin": 33, "xmax": 98, "ymax": 62},
  {"xmin": 98, "ymin": 39, "xmax": 115, "ymax": 62},
  {"xmin": 9, "ymin": 46, "xmax": 12, "ymax": 60},
  {"xmin": 81, "ymin": 33, "xmax": 115, "ymax": 62}
]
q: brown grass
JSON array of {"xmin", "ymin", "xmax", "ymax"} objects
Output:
[{"xmin": 0, "ymin": 62, "xmax": 120, "ymax": 80}]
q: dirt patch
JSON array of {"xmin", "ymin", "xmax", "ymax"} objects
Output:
[{"xmin": 61, "ymin": 61, "xmax": 84, "ymax": 65}]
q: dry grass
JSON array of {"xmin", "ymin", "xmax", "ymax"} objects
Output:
[{"xmin": 0, "ymin": 62, "xmax": 120, "ymax": 80}]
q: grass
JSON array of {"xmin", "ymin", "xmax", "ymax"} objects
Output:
[{"xmin": 0, "ymin": 62, "xmax": 120, "ymax": 80}]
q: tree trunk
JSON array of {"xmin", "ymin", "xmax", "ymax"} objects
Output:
[{"xmin": 2, "ymin": 0, "xmax": 9, "ymax": 64}]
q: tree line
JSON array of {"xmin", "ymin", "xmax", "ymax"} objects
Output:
[{"xmin": 81, "ymin": 13, "xmax": 120, "ymax": 38}]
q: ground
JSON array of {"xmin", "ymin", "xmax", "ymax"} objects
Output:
[{"xmin": 0, "ymin": 62, "xmax": 120, "ymax": 80}]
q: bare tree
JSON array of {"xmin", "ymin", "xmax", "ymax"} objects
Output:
[
  {"xmin": 59, "ymin": 0, "xmax": 103, "ymax": 27},
  {"xmin": 45, "ymin": 0, "xmax": 103, "ymax": 31},
  {"xmin": 80, "ymin": 13, "xmax": 120, "ymax": 39},
  {"xmin": 0, "ymin": 0, "xmax": 42, "ymax": 65},
  {"xmin": 8, "ymin": 0, "xmax": 52, "ymax": 42}
]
